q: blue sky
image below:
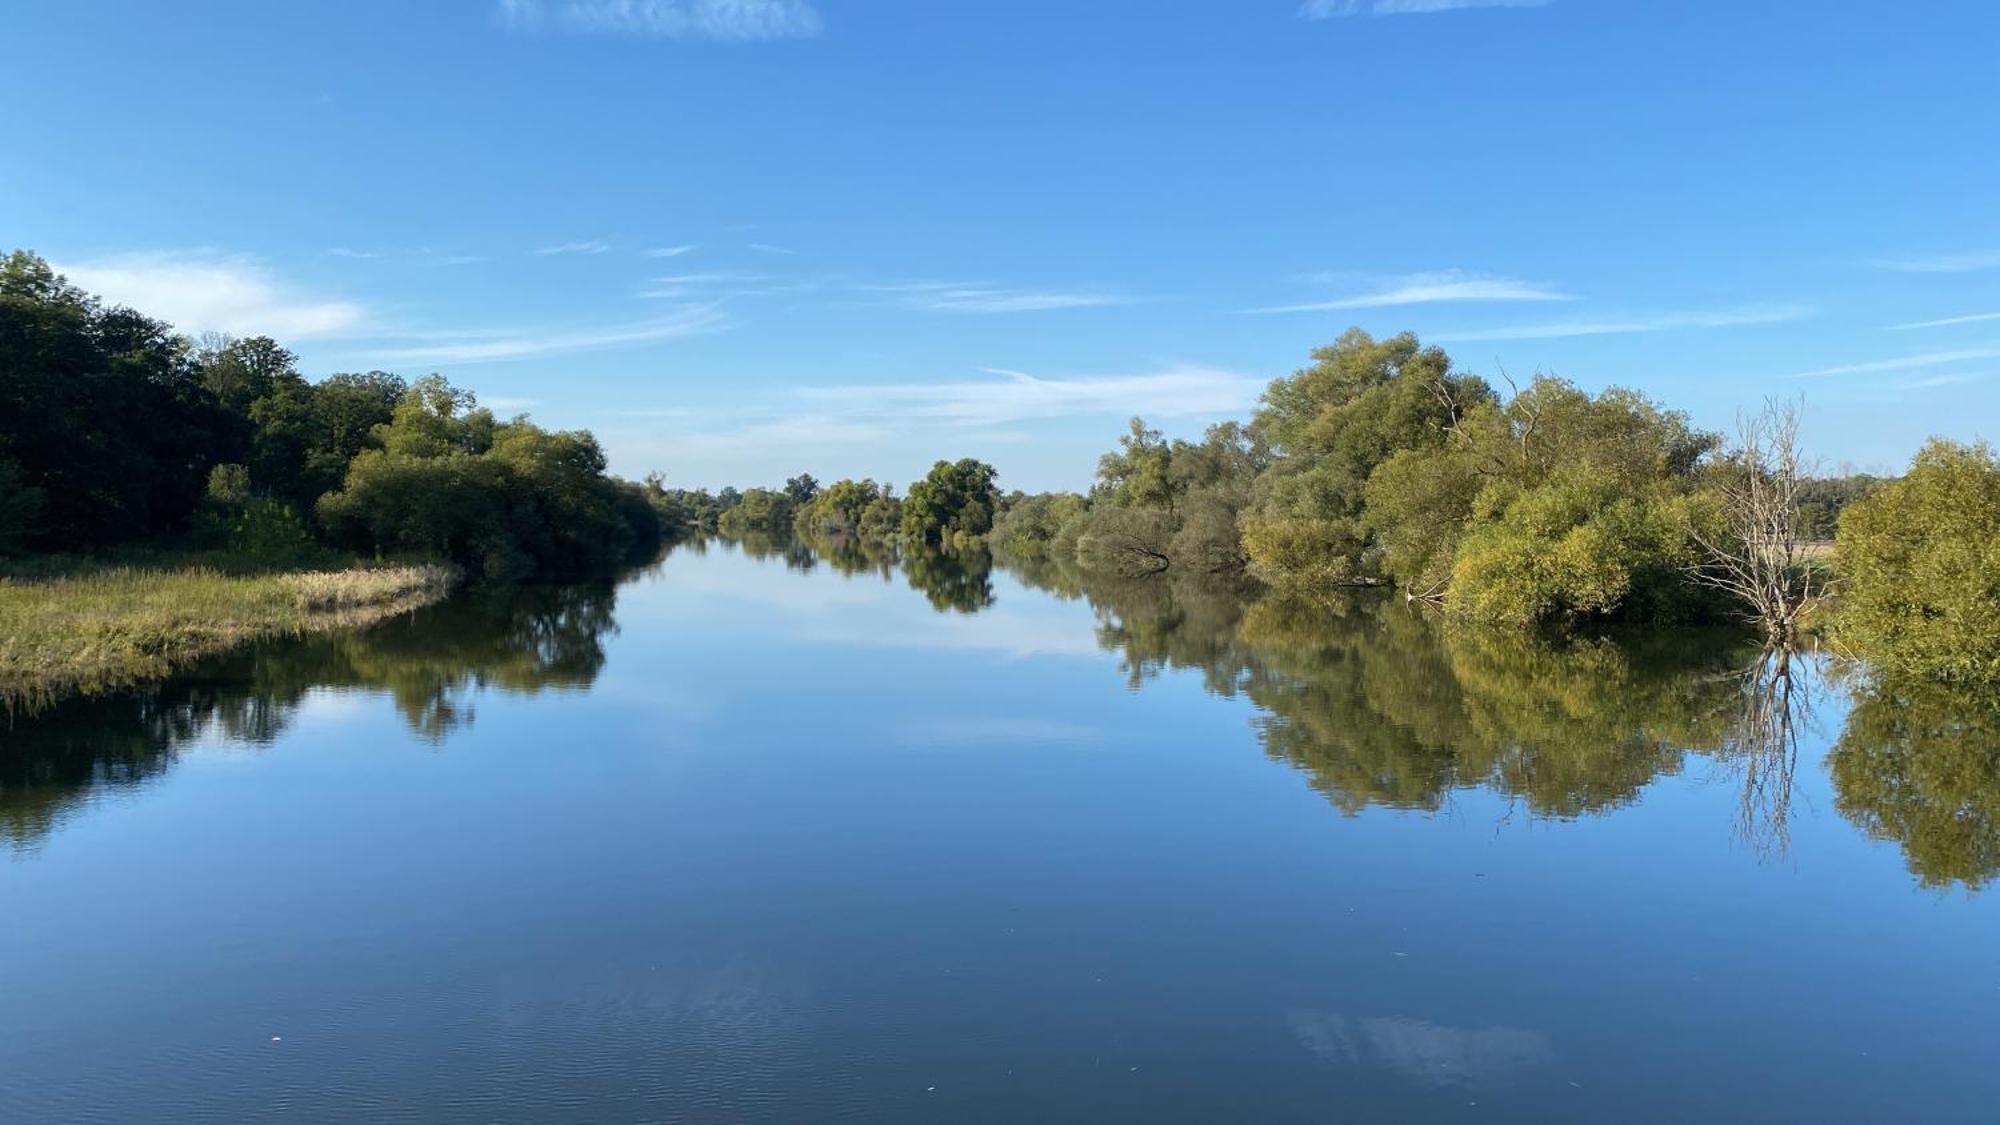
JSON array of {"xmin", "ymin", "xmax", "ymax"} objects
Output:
[{"xmin": 7, "ymin": 0, "xmax": 1999, "ymax": 491}]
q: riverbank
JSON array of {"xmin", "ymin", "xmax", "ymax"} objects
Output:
[{"xmin": 0, "ymin": 558, "xmax": 460, "ymax": 709}]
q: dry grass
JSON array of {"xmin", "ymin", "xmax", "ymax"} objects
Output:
[{"xmin": 0, "ymin": 562, "xmax": 459, "ymax": 708}]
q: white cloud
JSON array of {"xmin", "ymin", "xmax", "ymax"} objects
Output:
[
  {"xmin": 56, "ymin": 252, "xmax": 364, "ymax": 339},
  {"xmin": 1899, "ymin": 371, "xmax": 1994, "ymax": 389},
  {"xmin": 534, "ymin": 239, "xmax": 611, "ymax": 256},
  {"xmin": 1871, "ymin": 250, "xmax": 2000, "ymax": 274},
  {"xmin": 1301, "ymin": 0, "xmax": 1548, "ymax": 17},
  {"xmin": 747, "ymin": 242, "xmax": 797, "ymax": 255},
  {"xmin": 1252, "ymin": 270, "xmax": 1568, "ymax": 312},
  {"xmin": 1435, "ymin": 303, "xmax": 1812, "ymax": 342},
  {"xmin": 327, "ymin": 246, "xmax": 486, "ymax": 266},
  {"xmin": 866, "ymin": 281, "xmax": 1140, "ymax": 314},
  {"xmin": 636, "ymin": 270, "xmax": 810, "ymax": 300},
  {"xmin": 1888, "ymin": 310, "xmax": 2000, "ymax": 330},
  {"xmin": 802, "ymin": 365, "xmax": 1264, "ymax": 426},
  {"xmin": 645, "ymin": 244, "xmax": 697, "ymax": 258},
  {"xmin": 363, "ymin": 305, "xmax": 726, "ymax": 364},
  {"xmin": 497, "ymin": 0, "xmax": 822, "ymax": 39},
  {"xmin": 1791, "ymin": 345, "xmax": 2000, "ymax": 379}
]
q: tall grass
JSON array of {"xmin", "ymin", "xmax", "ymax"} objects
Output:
[{"xmin": 0, "ymin": 561, "xmax": 459, "ymax": 709}]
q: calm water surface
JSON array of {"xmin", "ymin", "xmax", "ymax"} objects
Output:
[{"xmin": 3, "ymin": 538, "xmax": 1997, "ymax": 1122}]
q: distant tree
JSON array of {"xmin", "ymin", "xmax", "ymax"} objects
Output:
[
  {"xmin": 717, "ymin": 487, "xmax": 794, "ymax": 535},
  {"xmin": 901, "ymin": 458, "xmax": 999, "ymax": 544},
  {"xmin": 989, "ymin": 491, "xmax": 1086, "ymax": 558},
  {"xmin": 783, "ymin": 473, "xmax": 820, "ymax": 506},
  {"xmin": 795, "ymin": 477, "xmax": 884, "ymax": 536}
]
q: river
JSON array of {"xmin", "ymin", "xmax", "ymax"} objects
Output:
[{"xmin": 2, "ymin": 536, "xmax": 1996, "ymax": 1122}]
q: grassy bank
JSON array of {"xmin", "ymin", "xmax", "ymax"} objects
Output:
[{"xmin": 0, "ymin": 559, "xmax": 460, "ymax": 709}]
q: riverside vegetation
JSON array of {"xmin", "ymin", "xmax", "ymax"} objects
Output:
[
  {"xmin": 1, "ymin": 249, "xmax": 666, "ymax": 702},
  {"xmin": 6, "ymin": 248, "xmax": 1997, "ymax": 701},
  {"xmin": 695, "ymin": 331, "xmax": 1995, "ymax": 685}
]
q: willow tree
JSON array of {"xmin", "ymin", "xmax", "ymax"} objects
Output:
[{"xmin": 1834, "ymin": 439, "xmax": 2000, "ymax": 682}]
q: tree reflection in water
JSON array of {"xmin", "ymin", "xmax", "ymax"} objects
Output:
[
  {"xmin": 8, "ymin": 535, "xmax": 1998, "ymax": 892},
  {"xmin": 1, "ymin": 581, "xmax": 622, "ymax": 851},
  {"xmin": 998, "ymin": 551, "xmax": 1999, "ymax": 890},
  {"xmin": 1830, "ymin": 674, "xmax": 2000, "ymax": 890}
]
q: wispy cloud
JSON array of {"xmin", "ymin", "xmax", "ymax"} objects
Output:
[
  {"xmin": 865, "ymin": 281, "xmax": 1141, "ymax": 314},
  {"xmin": 802, "ymin": 365, "xmax": 1264, "ymax": 426},
  {"xmin": 636, "ymin": 270, "xmax": 812, "ymax": 300},
  {"xmin": 326, "ymin": 246, "xmax": 486, "ymax": 266},
  {"xmin": 1436, "ymin": 303, "xmax": 1812, "ymax": 342},
  {"xmin": 1791, "ymin": 345, "xmax": 2000, "ymax": 379},
  {"xmin": 363, "ymin": 306, "xmax": 726, "ymax": 364},
  {"xmin": 496, "ymin": 0, "xmax": 822, "ymax": 40},
  {"xmin": 1887, "ymin": 310, "xmax": 2000, "ymax": 331},
  {"xmin": 1301, "ymin": 0, "xmax": 1548, "ymax": 18},
  {"xmin": 57, "ymin": 252, "xmax": 364, "ymax": 339},
  {"xmin": 534, "ymin": 239, "xmax": 611, "ymax": 256},
  {"xmin": 1252, "ymin": 270, "xmax": 1568, "ymax": 313},
  {"xmin": 645, "ymin": 244, "xmax": 697, "ymax": 258},
  {"xmin": 1899, "ymin": 371, "xmax": 1994, "ymax": 390},
  {"xmin": 747, "ymin": 242, "xmax": 797, "ymax": 255},
  {"xmin": 1870, "ymin": 250, "xmax": 2000, "ymax": 274}
]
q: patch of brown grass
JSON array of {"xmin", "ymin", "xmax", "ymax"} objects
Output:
[{"xmin": 0, "ymin": 563, "xmax": 459, "ymax": 709}]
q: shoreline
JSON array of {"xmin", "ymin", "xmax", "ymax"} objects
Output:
[{"xmin": 0, "ymin": 561, "xmax": 461, "ymax": 712}]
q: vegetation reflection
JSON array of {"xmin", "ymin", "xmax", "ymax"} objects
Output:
[{"xmin": 0, "ymin": 581, "xmax": 621, "ymax": 850}]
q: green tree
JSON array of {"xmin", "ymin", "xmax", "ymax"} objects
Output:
[
  {"xmin": 717, "ymin": 487, "xmax": 794, "ymax": 535},
  {"xmin": 1833, "ymin": 439, "xmax": 2000, "ymax": 682},
  {"xmin": 784, "ymin": 473, "xmax": 821, "ymax": 506},
  {"xmin": 795, "ymin": 477, "xmax": 884, "ymax": 536},
  {"xmin": 0, "ymin": 250, "xmax": 234, "ymax": 548},
  {"xmin": 1241, "ymin": 329, "xmax": 1495, "ymax": 591},
  {"xmin": 901, "ymin": 458, "xmax": 999, "ymax": 544},
  {"xmin": 317, "ymin": 378, "xmax": 658, "ymax": 577}
]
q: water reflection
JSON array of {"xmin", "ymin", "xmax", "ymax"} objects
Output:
[
  {"xmin": 1830, "ymin": 674, "xmax": 2000, "ymax": 890},
  {"xmin": 1286, "ymin": 1009, "xmax": 1556, "ymax": 1088},
  {"xmin": 1, "ymin": 581, "xmax": 622, "ymax": 851},
  {"xmin": 8, "ymin": 531, "xmax": 2000, "ymax": 894},
  {"xmin": 990, "ymin": 550, "xmax": 2000, "ymax": 890}
]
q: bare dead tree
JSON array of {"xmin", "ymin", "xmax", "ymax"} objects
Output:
[
  {"xmin": 1718, "ymin": 645, "xmax": 1814, "ymax": 860},
  {"xmin": 1689, "ymin": 398, "xmax": 1832, "ymax": 642}
]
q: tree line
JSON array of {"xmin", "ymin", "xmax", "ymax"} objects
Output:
[
  {"xmin": 716, "ymin": 329, "xmax": 1995, "ymax": 683},
  {"xmin": 1, "ymin": 250, "xmax": 664, "ymax": 578},
  {"xmin": 9, "ymin": 245, "xmax": 1992, "ymax": 681}
]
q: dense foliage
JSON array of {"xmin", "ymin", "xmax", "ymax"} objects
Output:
[
  {"xmin": 1833, "ymin": 440, "xmax": 2000, "ymax": 681},
  {"xmin": 1013, "ymin": 330, "xmax": 1726, "ymax": 628},
  {"xmin": 0, "ymin": 250, "xmax": 660, "ymax": 577},
  {"xmin": 901, "ymin": 458, "xmax": 1000, "ymax": 544}
]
